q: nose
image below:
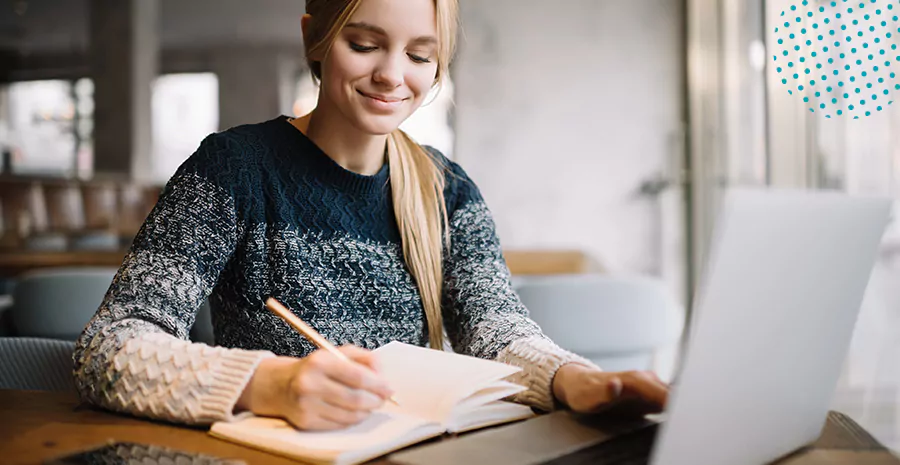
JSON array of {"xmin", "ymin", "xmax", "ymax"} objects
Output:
[{"xmin": 373, "ymin": 53, "xmax": 404, "ymax": 89}]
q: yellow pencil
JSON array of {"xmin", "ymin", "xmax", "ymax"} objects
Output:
[{"xmin": 264, "ymin": 297, "xmax": 401, "ymax": 406}]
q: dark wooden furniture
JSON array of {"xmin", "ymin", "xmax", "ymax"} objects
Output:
[{"xmin": 1, "ymin": 390, "xmax": 897, "ymax": 465}]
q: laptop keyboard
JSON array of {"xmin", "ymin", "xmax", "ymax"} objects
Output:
[{"xmin": 541, "ymin": 423, "xmax": 660, "ymax": 465}]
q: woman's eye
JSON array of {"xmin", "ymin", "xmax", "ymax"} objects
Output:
[
  {"xmin": 408, "ymin": 53, "xmax": 432, "ymax": 64},
  {"xmin": 349, "ymin": 42, "xmax": 377, "ymax": 52}
]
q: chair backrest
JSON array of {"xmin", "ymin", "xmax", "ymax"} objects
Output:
[
  {"xmin": 516, "ymin": 274, "xmax": 684, "ymax": 371},
  {"xmin": 190, "ymin": 299, "xmax": 216, "ymax": 345},
  {"xmin": 11, "ymin": 267, "xmax": 117, "ymax": 340},
  {"xmin": 0, "ymin": 337, "xmax": 76, "ymax": 392}
]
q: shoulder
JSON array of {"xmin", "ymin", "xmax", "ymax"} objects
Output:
[
  {"xmin": 184, "ymin": 119, "xmax": 279, "ymax": 175},
  {"xmin": 420, "ymin": 145, "xmax": 484, "ymax": 215},
  {"xmin": 172, "ymin": 118, "xmax": 284, "ymax": 190}
]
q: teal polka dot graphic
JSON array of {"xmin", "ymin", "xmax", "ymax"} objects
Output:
[{"xmin": 774, "ymin": 0, "xmax": 900, "ymax": 118}]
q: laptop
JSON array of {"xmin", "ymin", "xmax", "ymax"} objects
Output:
[{"xmin": 390, "ymin": 187, "xmax": 894, "ymax": 465}]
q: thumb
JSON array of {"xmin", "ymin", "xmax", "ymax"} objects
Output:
[
  {"xmin": 338, "ymin": 345, "xmax": 382, "ymax": 373},
  {"xmin": 607, "ymin": 376, "xmax": 624, "ymax": 401}
]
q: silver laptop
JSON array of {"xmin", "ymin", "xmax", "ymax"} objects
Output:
[
  {"xmin": 648, "ymin": 187, "xmax": 892, "ymax": 465},
  {"xmin": 389, "ymin": 187, "xmax": 893, "ymax": 465}
]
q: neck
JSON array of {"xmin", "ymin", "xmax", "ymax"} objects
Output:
[{"xmin": 295, "ymin": 104, "xmax": 388, "ymax": 176}]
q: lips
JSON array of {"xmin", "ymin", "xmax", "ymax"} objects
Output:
[{"xmin": 358, "ymin": 90, "xmax": 405, "ymax": 103}]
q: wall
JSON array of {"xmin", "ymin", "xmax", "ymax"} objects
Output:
[
  {"xmin": 453, "ymin": 0, "xmax": 685, "ymax": 275},
  {"xmin": 3, "ymin": 0, "xmax": 688, "ymax": 278}
]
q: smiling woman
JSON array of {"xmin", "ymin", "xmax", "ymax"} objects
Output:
[
  {"xmin": 291, "ymin": 70, "xmax": 455, "ymax": 157},
  {"xmin": 72, "ymin": 0, "xmax": 668, "ymax": 434}
]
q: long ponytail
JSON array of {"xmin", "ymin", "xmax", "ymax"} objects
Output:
[
  {"xmin": 304, "ymin": 0, "xmax": 459, "ymax": 349},
  {"xmin": 387, "ymin": 131, "xmax": 449, "ymax": 350}
]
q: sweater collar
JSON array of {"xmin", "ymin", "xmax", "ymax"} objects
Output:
[{"xmin": 275, "ymin": 115, "xmax": 391, "ymax": 197}]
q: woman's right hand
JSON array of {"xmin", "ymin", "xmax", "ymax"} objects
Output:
[{"xmin": 235, "ymin": 345, "xmax": 394, "ymax": 430}]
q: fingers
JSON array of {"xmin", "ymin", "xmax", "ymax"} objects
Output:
[
  {"xmin": 607, "ymin": 376, "xmax": 624, "ymax": 400},
  {"xmin": 319, "ymin": 377, "xmax": 385, "ymax": 412},
  {"xmin": 319, "ymin": 348, "xmax": 394, "ymax": 400},
  {"xmin": 619, "ymin": 371, "xmax": 668, "ymax": 408},
  {"xmin": 567, "ymin": 370, "xmax": 669, "ymax": 416},
  {"xmin": 318, "ymin": 406, "xmax": 370, "ymax": 427},
  {"xmin": 338, "ymin": 345, "xmax": 382, "ymax": 373},
  {"xmin": 282, "ymin": 348, "xmax": 389, "ymax": 431},
  {"xmin": 286, "ymin": 404, "xmax": 353, "ymax": 431}
]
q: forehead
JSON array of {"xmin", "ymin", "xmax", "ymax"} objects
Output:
[{"xmin": 347, "ymin": 0, "xmax": 437, "ymax": 39}]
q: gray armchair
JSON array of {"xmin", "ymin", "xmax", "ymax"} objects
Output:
[
  {"xmin": 10, "ymin": 267, "xmax": 117, "ymax": 340},
  {"xmin": 516, "ymin": 274, "xmax": 684, "ymax": 377},
  {"xmin": 8, "ymin": 266, "xmax": 216, "ymax": 345},
  {"xmin": 0, "ymin": 337, "xmax": 76, "ymax": 391}
]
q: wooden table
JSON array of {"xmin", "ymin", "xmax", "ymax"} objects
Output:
[
  {"xmin": 1, "ymin": 390, "xmax": 897, "ymax": 465},
  {"xmin": 0, "ymin": 250, "xmax": 126, "ymax": 278},
  {"xmin": 0, "ymin": 249, "xmax": 597, "ymax": 280}
]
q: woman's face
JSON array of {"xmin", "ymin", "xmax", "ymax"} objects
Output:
[{"xmin": 316, "ymin": 0, "xmax": 439, "ymax": 135}]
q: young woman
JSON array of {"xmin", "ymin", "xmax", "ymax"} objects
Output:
[{"xmin": 74, "ymin": 0, "xmax": 668, "ymax": 431}]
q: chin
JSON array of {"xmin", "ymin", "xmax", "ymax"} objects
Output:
[{"xmin": 352, "ymin": 114, "xmax": 407, "ymax": 136}]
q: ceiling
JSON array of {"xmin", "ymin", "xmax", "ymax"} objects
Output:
[{"xmin": 0, "ymin": 0, "xmax": 307, "ymax": 54}]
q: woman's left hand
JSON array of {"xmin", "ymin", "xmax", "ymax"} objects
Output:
[{"xmin": 551, "ymin": 363, "xmax": 669, "ymax": 417}]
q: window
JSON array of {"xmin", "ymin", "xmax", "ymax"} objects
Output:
[
  {"xmin": 0, "ymin": 73, "xmax": 218, "ymax": 182},
  {"xmin": 151, "ymin": 73, "xmax": 219, "ymax": 182},
  {"xmin": 0, "ymin": 80, "xmax": 84, "ymax": 177}
]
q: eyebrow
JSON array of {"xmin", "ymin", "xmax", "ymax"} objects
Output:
[{"xmin": 345, "ymin": 22, "xmax": 437, "ymax": 45}]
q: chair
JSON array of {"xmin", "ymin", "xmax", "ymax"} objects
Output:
[
  {"xmin": 515, "ymin": 274, "xmax": 684, "ymax": 377},
  {"xmin": 0, "ymin": 297, "xmax": 12, "ymax": 337},
  {"xmin": 10, "ymin": 267, "xmax": 117, "ymax": 340},
  {"xmin": 190, "ymin": 299, "xmax": 216, "ymax": 345},
  {"xmin": 8, "ymin": 267, "xmax": 216, "ymax": 345},
  {"xmin": 0, "ymin": 337, "xmax": 76, "ymax": 391}
]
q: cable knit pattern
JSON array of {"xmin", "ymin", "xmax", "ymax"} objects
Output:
[
  {"xmin": 73, "ymin": 115, "xmax": 596, "ymax": 427},
  {"xmin": 440, "ymin": 200, "xmax": 600, "ymax": 412},
  {"xmin": 109, "ymin": 333, "xmax": 271, "ymax": 423},
  {"xmin": 497, "ymin": 336, "xmax": 599, "ymax": 412}
]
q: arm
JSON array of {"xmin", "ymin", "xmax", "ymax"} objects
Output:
[
  {"xmin": 440, "ymin": 168, "xmax": 598, "ymax": 412},
  {"xmin": 73, "ymin": 133, "xmax": 274, "ymax": 426}
]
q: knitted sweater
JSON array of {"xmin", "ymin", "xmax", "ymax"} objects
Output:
[{"xmin": 72, "ymin": 116, "xmax": 596, "ymax": 426}]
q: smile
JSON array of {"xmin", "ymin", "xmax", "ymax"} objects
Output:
[{"xmin": 357, "ymin": 90, "xmax": 406, "ymax": 112}]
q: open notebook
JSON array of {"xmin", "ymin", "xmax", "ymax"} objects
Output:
[{"xmin": 209, "ymin": 341, "xmax": 536, "ymax": 465}]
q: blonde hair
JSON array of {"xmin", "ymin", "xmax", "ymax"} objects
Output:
[{"xmin": 304, "ymin": 0, "xmax": 459, "ymax": 350}]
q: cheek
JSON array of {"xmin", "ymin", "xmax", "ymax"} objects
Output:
[
  {"xmin": 407, "ymin": 67, "xmax": 439, "ymax": 101},
  {"xmin": 322, "ymin": 50, "xmax": 369, "ymax": 90}
]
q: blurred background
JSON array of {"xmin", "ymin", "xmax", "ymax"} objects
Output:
[{"xmin": 0, "ymin": 0, "xmax": 899, "ymax": 452}]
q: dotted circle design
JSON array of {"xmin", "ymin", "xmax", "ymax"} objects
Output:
[{"xmin": 774, "ymin": 0, "xmax": 900, "ymax": 118}]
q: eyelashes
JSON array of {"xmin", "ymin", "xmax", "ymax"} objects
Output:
[
  {"xmin": 408, "ymin": 54, "xmax": 431, "ymax": 64},
  {"xmin": 348, "ymin": 41, "xmax": 432, "ymax": 64},
  {"xmin": 349, "ymin": 42, "xmax": 377, "ymax": 53}
]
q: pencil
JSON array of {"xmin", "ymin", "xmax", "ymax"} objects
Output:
[{"xmin": 264, "ymin": 297, "xmax": 401, "ymax": 406}]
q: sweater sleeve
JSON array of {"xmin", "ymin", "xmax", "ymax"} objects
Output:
[
  {"xmin": 439, "ymin": 161, "xmax": 599, "ymax": 412},
  {"xmin": 73, "ymin": 133, "xmax": 274, "ymax": 426}
]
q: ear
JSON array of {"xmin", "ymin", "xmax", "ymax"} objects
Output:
[
  {"xmin": 301, "ymin": 14, "xmax": 317, "ymax": 57},
  {"xmin": 301, "ymin": 14, "xmax": 327, "ymax": 63},
  {"xmin": 301, "ymin": 14, "xmax": 313, "ymax": 38}
]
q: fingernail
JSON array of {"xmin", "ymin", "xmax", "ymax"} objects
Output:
[
  {"xmin": 364, "ymin": 392, "xmax": 382, "ymax": 407},
  {"xmin": 610, "ymin": 378, "xmax": 624, "ymax": 398}
]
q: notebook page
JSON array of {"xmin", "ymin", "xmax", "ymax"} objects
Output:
[
  {"xmin": 373, "ymin": 342, "xmax": 522, "ymax": 424},
  {"xmin": 453, "ymin": 380, "xmax": 526, "ymax": 414},
  {"xmin": 209, "ymin": 411, "xmax": 439, "ymax": 462},
  {"xmin": 446, "ymin": 400, "xmax": 536, "ymax": 434}
]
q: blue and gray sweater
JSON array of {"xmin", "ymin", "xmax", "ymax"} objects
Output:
[{"xmin": 73, "ymin": 116, "xmax": 593, "ymax": 425}]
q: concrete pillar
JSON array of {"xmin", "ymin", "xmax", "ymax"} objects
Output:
[
  {"xmin": 215, "ymin": 47, "xmax": 302, "ymax": 131},
  {"xmin": 89, "ymin": 0, "xmax": 159, "ymax": 181}
]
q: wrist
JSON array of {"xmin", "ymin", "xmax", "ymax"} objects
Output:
[
  {"xmin": 551, "ymin": 362, "xmax": 592, "ymax": 407},
  {"xmin": 235, "ymin": 356, "xmax": 294, "ymax": 415}
]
